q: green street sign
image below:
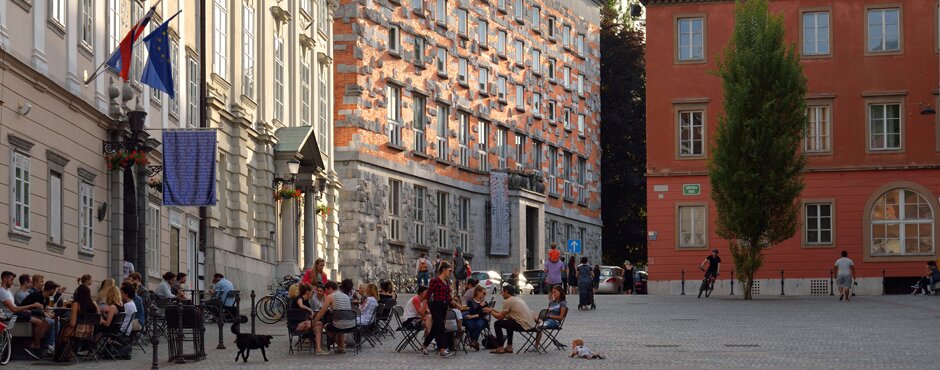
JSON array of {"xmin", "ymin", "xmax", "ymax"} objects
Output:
[{"xmin": 682, "ymin": 184, "xmax": 701, "ymax": 196}]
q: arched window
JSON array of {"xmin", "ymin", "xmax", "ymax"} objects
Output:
[{"xmin": 870, "ymin": 189, "xmax": 934, "ymax": 256}]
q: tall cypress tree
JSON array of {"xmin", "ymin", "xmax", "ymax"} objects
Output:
[{"xmin": 709, "ymin": 0, "xmax": 807, "ymax": 299}]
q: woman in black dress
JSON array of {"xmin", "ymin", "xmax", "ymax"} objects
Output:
[
  {"xmin": 567, "ymin": 256, "xmax": 578, "ymax": 294},
  {"xmin": 623, "ymin": 261, "xmax": 635, "ymax": 295}
]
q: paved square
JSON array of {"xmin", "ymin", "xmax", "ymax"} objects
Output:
[{"xmin": 24, "ymin": 293, "xmax": 939, "ymax": 369}]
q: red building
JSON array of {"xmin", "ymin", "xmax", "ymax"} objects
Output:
[{"xmin": 645, "ymin": 0, "xmax": 940, "ymax": 295}]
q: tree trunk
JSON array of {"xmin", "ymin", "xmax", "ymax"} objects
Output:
[{"xmin": 743, "ymin": 272, "xmax": 755, "ymax": 300}]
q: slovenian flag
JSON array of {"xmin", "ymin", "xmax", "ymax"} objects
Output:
[{"xmin": 105, "ymin": 6, "xmax": 156, "ymax": 80}]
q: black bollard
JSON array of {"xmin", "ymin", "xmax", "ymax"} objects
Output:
[
  {"xmin": 150, "ymin": 305, "xmax": 159, "ymax": 370},
  {"xmin": 780, "ymin": 269, "xmax": 785, "ymax": 296},
  {"xmin": 829, "ymin": 270, "xmax": 834, "ymax": 296},
  {"xmin": 680, "ymin": 269, "xmax": 685, "ymax": 295},
  {"xmin": 216, "ymin": 302, "xmax": 226, "ymax": 350},
  {"xmin": 250, "ymin": 290, "xmax": 257, "ymax": 334},
  {"xmin": 175, "ymin": 304, "xmax": 185, "ymax": 364},
  {"xmin": 730, "ymin": 270, "xmax": 735, "ymax": 295}
]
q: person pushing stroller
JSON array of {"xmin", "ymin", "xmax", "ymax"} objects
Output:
[{"xmin": 575, "ymin": 257, "xmax": 595, "ymax": 310}]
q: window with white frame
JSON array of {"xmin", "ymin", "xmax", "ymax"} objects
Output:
[
  {"xmin": 49, "ymin": 0, "xmax": 65, "ymax": 27},
  {"xmin": 532, "ymin": 49, "xmax": 541, "ymax": 74},
  {"xmin": 458, "ymin": 111, "xmax": 470, "ymax": 166},
  {"xmin": 478, "ymin": 67, "xmax": 489, "ymax": 91},
  {"xmin": 805, "ymin": 203, "xmax": 832, "ymax": 245},
  {"xmin": 805, "ymin": 105, "xmax": 830, "ymax": 153},
  {"xmin": 458, "ymin": 57, "xmax": 468, "ymax": 83},
  {"xmin": 49, "ymin": 171, "xmax": 62, "ymax": 244},
  {"xmin": 243, "ymin": 1, "xmax": 256, "ymax": 98},
  {"xmin": 678, "ymin": 205, "xmax": 706, "ymax": 248},
  {"xmin": 547, "ymin": 17, "xmax": 555, "ymax": 38},
  {"xmin": 413, "ymin": 0, "xmax": 423, "ymax": 12},
  {"xmin": 301, "ymin": 53, "xmax": 312, "ymax": 126},
  {"xmin": 318, "ymin": 65, "xmax": 328, "ymax": 150},
  {"xmin": 79, "ymin": 182, "xmax": 94, "ymax": 253},
  {"xmin": 869, "ymin": 103, "xmax": 901, "ymax": 150},
  {"xmin": 318, "ymin": 0, "xmax": 329, "ymax": 36},
  {"xmin": 533, "ymin": 141, "xmax": 542, "ymax": 170},
  {"xmin": 577, "ymin": 74, "xmax": 584, "ymax": 96},
  {"xmin": 677, "ymin": 17, "xmax": 704, "ymax": 61},
  {"xmin": 414, "ymin": 37, "xmax": 426, "ymax": 63},
  {"xmin": 169, "ymin": 41, "xmax": 180, "ymax": 117},
  {"xmin": 513, "ymin": 0, "xmax": 523, "ymax": 20},
  {"xmin": 548, "ymin": 145, "xmax": 558, "ymax": 193},
  {"xmin": 149, "ymin": 19, "xmax": 163, "ymax": 105},
  {"xmin": 478, "ymin": 20, "xmax": 488, "ymax": 47},
  {"xmin": 562, "ymin": 108, "xmax": 570, "ymax": 129},
  {"xmin": 387, "ymin": 85, "xmax": 402, "ymax": 145},
  {"xmin": 547, "ymin": 100, "xmax": 556, "ymax": 121},
  {"xmin": 515, "ymin": 84, "xmax": 524, "ymax": 108},
  {"xmin": 562, "ymin": 67, "xmax": 570, "ymax": 88},
  {"xmin": 436, "ymin": 47, "xmax": 447, "ymax": 73},
  {"xmin": 547, "ymin": 58, "xmax": 555, "ymax": 80},
  {"xmin": 867, "ymin": 8, "xmax": 900, "ymax": 53},
  {"xmin": 802, "ymin": 11, "xmax": 830, "ymax": 56},
  {"xmin": 576, "ymin": 33, "xmax": 584, "ymax": 56},
  {"xmin": 414, "ymin": 94, "xmax": 427, "ymax": 153},
  {"xmin": 389, "ymin": 179, "xmax": 402, "ymax": 241},
  {"xmin": 213, "ymin": 0, "xmax": 228, "ymax": 79},
  {"xmin": 497, "ymin": 76, "xmax": 506, "ymax": 100},
  {"xmin": 679, "ymin": 110, "xmax": 704, "ymax": 157},
  {"xmin": 577, "ymin": 113, "xmax": 584, "ymax": 136},
  {"xmin": 436, "ymin": 103, "xmax": 449, "ymax": 161},
  {"xmin": 532, "ymin": 6, "xmax": 540, "ymax": 30},
  {"xmin": 871, "ymin": 189, "xmax": 934, "ymax": 256},
  {"xmin": 146, "ymin": 203, "xmax": 161, "ymax": 277},
  {"xmin": 497, "ymin": 0, "xmax": 505, "ymax": 11},
  {"xmin": 414, "ymin": 186, "xmax": 427, "ymax": 245},
  {"xmin": 477, "ymin": 120, "xmax": 489, "ymax": 171},
  {"xmin": 436, "ymin": 191, "xmax": 448, "ymax": 249},
  {"xmin": 514, "ymin": 39, "xmax": 524, "ymax": 62},
  {"xmin": 437, "ymin": 0, "xmax": 448, "ymax": 24},
  {"xmin": 458, "ymin": 197, "xmax": 470, "ymax": 253},
  {"xmin": 515, "ymin": 134, "xmax": 525, "ymax": 170},
  {"xmin": 108, "ymin": 0, "xmax": 120, "ymax": 52},
  {"xmin": 389, "ymin": 25, "xmax": 400, "ymax": 53},
  {"xmin": 497, "ymin": 127, "xmax": 508, "ymax": 168},
  {"xmin": 497, "ymin": 30, "xmax": 506, "ymax": 55},
  {"xmin": 80, "ymin": 0, "xmax": 93, "ymax": 49},
  {"xmin": 301, "ymin": 0, "xmax": 312, "ymax": 14},
  {"xmin": 186, "ymin": 56, "xmax": 198, "ymax": 127},
  {"xmin": 533, "ymin": 93, "xmax": 541, "ymax": 116},
  {"xmin": 131, "ymin": 2, "xmax": 144, "ymax": 81},
  {"xmin": 274, "ymin": 34, "xmax": 284, "ymax": 122},
  {"xmin": 562, "ymin": 24, "xmax": 571, "ymax": 46},
  {"xmin": 457, "ymin": 8, "xmax": 468, "ymax": 35}
]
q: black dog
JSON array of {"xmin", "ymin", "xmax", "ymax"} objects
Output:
[{"xmin": 232, "ymin": 323, "xmax": 273, "ymax": 362}]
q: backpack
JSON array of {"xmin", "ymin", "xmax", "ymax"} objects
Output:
[{"xmin": 481, "ymin": 334, "xmax": 498, "ymax": 349}]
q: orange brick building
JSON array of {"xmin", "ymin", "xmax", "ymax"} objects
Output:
[
  {"xmin": 333, "ymin": 0, "xmax": 605, "ymax": 281},
  {"xmin": 645, "ymin": 0, "xmax": 940, "ymax": 295}
]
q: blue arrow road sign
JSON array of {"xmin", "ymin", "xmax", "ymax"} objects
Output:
[{"xmin": 568, "ymin": 239, "xmax": 582, "ymax": 254}]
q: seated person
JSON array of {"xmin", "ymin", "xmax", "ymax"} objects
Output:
[
  {"xmin": 0, "ymin": 271, "xmax": 49, "ymax": 359},
  {"xmin": 154, "ymin": 272, "xmax": 175, "ymax": 299},
  {"xmin": 463, "ymin": 286, "xmax": 489, "ymax": 350},
  {"xmin": 99, "ymin": 286, "xmax": 124, "ymax": 332},
  {"xmin": 444, "ymin": 307, "xmax": 463, "ymax": 350},
  {"xmin": 401, "ymin": 286, "xmax": 431, "ymax": 338},
  {"xmin": 312, "ymin": 281, "xmax": 355, "ymax": 355},
  {"xmin": 289, "ymin": 284, "xmax": 316, "ymax": 334},
  {"xmin": 20, "ymin": 281, "xmax": 60, "ymax": 356},
  {"xmin": 14, "ymin": 273, "xmax": 32, "ymax": 305},
  {"xmin": 532, "ymin": 285, "xmax": 568, "ymax": 349},
  {"xmin": 483, "ymin": 286, "xmax": 536, "ymax": 354},
  {"xmin": 356, "ymin": 284, "xmax": 379, "ymax": 327},
  {"xmin": 119, "ymin": 284, "xmax": 138, "ymax": 337},
  {"xmin": 211, "ymin": 273, "xmax": 237, "ymax": 317},
  {"xmin": 461, "ymin": 279, "xmax": 478, "ymax": 304},
  {"xmin": 378, "ymin": 280, "xmax": 397, "ymax": 306}
]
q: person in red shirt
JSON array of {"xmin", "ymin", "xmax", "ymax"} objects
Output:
[
  {"xmin": 421, "ymin": 262, "xmax": 459, "ymax": 357},
  {"xmin": 301, "ymin": 258, "xmax": 328, "ymax": 286}
]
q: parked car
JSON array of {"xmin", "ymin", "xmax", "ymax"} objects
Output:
[
  {"xmin": 634, "ymin": 270, "xmax": 648, "ymax": 294},
  {"xmin": 470, "ymin": 271, "xmax": 503, "ymax": 294},
  {"xmin": 523, "ymin": 269, "xmax": 548, "ymax": 294},
  {"xmin": 501, "ymin": 273, "xmax": 534, "ymax": 295},
  {"xmin": 596, "ymin": 266, "xmax": 625, "ymax": 294}
]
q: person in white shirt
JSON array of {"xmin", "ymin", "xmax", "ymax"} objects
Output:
[
  {"xmin": 833, "ymin": 250, "xmax": 856, "ymax": 302},
  {"xmin": 119, "ymin": 284, "xmax": 138, "ymax": 336},
  {"xmin": 0, "ymin": 271, "xmax": 49, "ymax": 359},
  {"xmin": 569, "ymin": 338, "xmax": 605, "ymax": 359},
  {"xmin": 14, "ymin": 274, "xmax": 32, "ymax": 305},
  {"xmin": 154, "ymin": 271, "xmax": 176, "ymax": 299}
]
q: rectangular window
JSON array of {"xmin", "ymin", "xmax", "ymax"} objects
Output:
[
  {"xmin": 563, "ymin": 24, "xmax": 571, "ymax": 47},
  {"xmin": 677, "ymin": 17, "xmax": 704, "ymax": 61},
  {"xmin": 318, "ymin": 65, "xmax": 329, "ymax": 149},
  {"xmin": 497, "ymin": 30, "xmax": 507, "ymax": 55},
  {"xmin": 458, "ymin": 197, "xmax": 470, "ymax": 253},
  {"xmin": 243, "ymin": 2, "xmax": 255, "ymax": 98},
  {"xmin": 497, "ymin": 128, "xmax": 508, "ymax": 168},
  {"xmin": 79, "ymin": 182, "xmax": 94, "ymax": 253},
  {"xmin": 533, "ymin": 94, "xmax": 541, "ymax": 116},
  {"xmin": 387, "ymin": 85, "xmax": 402, "ymax": 145},
  {"xmin": 802, "ymin": 11, "xmax": 830, "ymax": 56},
  {"xmin": 301, "ymin": 54, "xmax": 312, "ymax": 126},
  {"xmin": 478, "ymin": 20, "xmax": 488, "ymax": 47},
  {"xmin": 80, "ymin": 0, "xmax": 93, "ymax": 49},
  {"xmin": 497, "ymin": 0, "xmax": 506, "ymax": 11},
  {"xmin": 169, "ymin": 41, "xmax": 180, "ymax": 117},
  {"xmin": 547, "ymin": 17, "xmax": 555, "ymax": 38},
  {"xmin": 577, "ymin": 113, "xmax": 585, "ymax": 136},
  {"xmin": 213, "ymin": 0, "xmax": 228, "ymax": 78},
  {"xmin": 301, "ymin": 0, "xmax": 312, "ymax": 14},
  {"xmin": 869, "ymin": 103, "xmax": 901, "ymax": 150},
  {"xmin": 49, "ymin": 171, "xmax": 61, "ymax": 244},
  {"xmin": 437, "ymin": 191, "xmax": 448, "ymax": 249},
  {"xmin": 514, "ymin": 40, "xmax": 524, "ymax": 63},
  {"xmin": 577, "ymin": 157, "xmax": 586, "ymax": 185},
  {"xmin": 515, "ymin": 84, "xmax": 524, "ymax": 108},
  {"xmin": 107, "ymin": 0, "xmax": 120, "ymax": 52},
  {"xmin": 437, "ymin": 0, "xmax": 448, "ymax": 25},
  {"xmin": 458, "ymin": 58, "xmax": 468, "ymax": 83},
  {"xmin": 532, "ymin": 6, "xmax": 540, "ymax": 30},
  {"xmin": 562, "ymin": 108, "xmax": 570, "ymax": 129},
  {"xmin": 478, "ymin": 67, "xmax": 489, "ymax": 91},
  {"xmin": 458, "ymin": 111, "xmax": 470, "ymax": 166},
  {"xmin": 547, "ymin": 58, "xmax": 555, "ymax": 80},
  {"xmin": 457, "ymin": 8, "xmax": 468, "ymax": 35},
  {"xmin": 562, "ymin": 67, "xmax": 570, "ymax": 88},
  {"xmin": 49, "ymin": 0, "xmax": 65, "ymax": 26},
  {"xmin": 563, "ymin": 152, "xmax": 572, "ymax": 180},
  {"xmin": 547, "ymin": 100, "xmax": 556, "ymax": 121},
  {"xmin": 146, "ymin": 204, "xmax": 161, "ymax": 277},
  {"xmin": 389, "ymin": 25, "xmax": 400, "ymax": 53},
  {"xmin": 497, "ymin": 76, "xmax": 507, "ymax": 101},
  {"xmin": 437, "ymin": 104, "xmax": 449, "ymax": 161},
  {"xmin": 414, "ymin": 95, "xmax": 427, "ymax": 153},
  {"xmin": 548, "ymin": 146, "xmax": 558, "ymax": 176},
  {"xmin": 319, "ymin": 0, "xmax": 329, "ymax": 36},
  {"xmin": 274, "ymin": 34, "xmax": 285, "ymax": 122},
  {"xmin": 576, "ymin": 33, "xmax": 585, "ymax": 56},
  {"xmin": 186, "ymin": 56, "xmax": 199, "ymax": 127},
  {"xmin": 515, "ymin": 134, "xmax": 525, "ymax": 170},
  {"xmin": 513, "ymin": 0, "xmax": 523, "ymax": 20},
  {"xmin": 389, "ymin": 179, "xmax": 402, "ymax": 241},
  {"xmin": 805, "ymin": 105, "xmax": 831, "ymax": 153},
  {"xmin": 149, "ymin": 20, "xmax": 162, "ymax": 105},
  {"xmin": 532, "ymin": 49, "xmax": 541, "ymax": 74},
  {"xmin": 679, "ymin": 110, "xmax": 704, "ymax": 157},
  {"xmin": 678, "ymin": 205, "xmax": 706, "ymax": 248},
  {"xmin": 550, "ymin": 220, "xmax": 557, "ymax": 244},
  {"xmin": 805, "ymin": 203, "xmax": 833, "ymax": 245},
  {"xmin": 867, "ymin": 8, "xmax": 900, "ymax": 53},
  {"xmin": 131, "ymin": 3, "xmax": 144, "ymax": 83},
  {"xmin": 436, "ymin": 47, "xmax": 447, "ymax": 73},
  {"xmin": 415, "ymin": 186, "xmax": 426, "ymax": 246},
  {"xmin": 533, "ymin": 141, "xmax": 542, "ymax": 170},
  {"xmin": 577, "ymin": 74, "xmax": 584, "ymax": 96},
  {"xmin": 477, "ymin": 120, "xmax": 490, "ymax": 171},
  {"xmin": 414, "ymin": 37, "xmax": 426, "ymax": 63},
  {"xmin": 413, "ymin": 0, "xmax": 423, "ymax": 12}
]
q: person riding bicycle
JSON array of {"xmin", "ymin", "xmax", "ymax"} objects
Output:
[{"xmin": 699, "ymin": 249, "xmax": 721, "ymax": 282}]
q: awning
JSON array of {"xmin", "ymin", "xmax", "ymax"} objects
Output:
[{"xmin": 274, "ymin": 126, "xmax": 325, "ymax": 173}]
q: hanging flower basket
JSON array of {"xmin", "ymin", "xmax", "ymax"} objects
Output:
[
  {"xmin": 274, "ymin": 187, "xmax": 303, "ymax": 202},
  {"xmin": 316, "ymin": 204, "xmax": 332, "ymax": 216},
  {"xmin": 106, "ymin": 150, "xmax": 148, "ymax": 171},
  {"xmin": 148, "ymin": 177, "xmax": 163, "ymax": 192}
]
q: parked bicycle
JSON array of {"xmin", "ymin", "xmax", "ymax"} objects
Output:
[
  {"xmin": 254, "ymin": 274, "xmax": 298, "ymax": 324},
  {"xmin": 0, "ymin": 314, "xmax": 14, "ymax": 365},
  {"xmin": 390, "ymin": 272, "xmax": 416, "ymax": 294}
]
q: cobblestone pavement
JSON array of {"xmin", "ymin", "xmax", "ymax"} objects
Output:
[{"xmin": 22, "ymin": 293, "xmax": 940, "ymax": 369}]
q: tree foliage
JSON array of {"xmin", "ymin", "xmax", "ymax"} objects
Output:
[
  {"xmin": 600, "ymin": 0, "xmax": 647, "ymax": 267},
  {"xmin": 709, "ymin": 0, "xmax": 807, "ymax": 299}
]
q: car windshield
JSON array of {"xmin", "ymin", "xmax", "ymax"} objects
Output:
[
  {"xmin": 470, "ymin": 272, "xmax": 489, "ymax": 281},
  {"xmin": 600, "ymin": 268, "xmax": 615, "ymax": 277}
]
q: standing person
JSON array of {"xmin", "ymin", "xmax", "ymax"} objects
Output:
[
  {"xmin": 833, "ymin": 250, "xmax": 855, "ymax": 301},
  {"xmin": 567, "ymin": 256, "xmax": 578, "ymax": 294},
  {"xmin": 592, "ymin": 265, "xmax": 601, "ymax": 293},
  {"xmin": 544, "ymin": 251, "xmax": 567, "ymax": 292},
  {"xmin": 622, "ymin": 261, "xmax": 635, "ymax": 295},
  {"xmin": 484, "ymin": 286, "xmax": 536, "ymax": 354},
  {"xmin": 302, "ymin": 258, "xmax": 329, "ymax": 286},
  {"xmin": 575, "ymin": 258, "xmax": 594, "ymax": 309},
  {"xmin": 432, "ymin": 253, "xmax": 443, "ymax": 274},
  {"xmin": 2, "ymin": 271, "xmax": 50, "ymax": 359},
  {"xmin": 421, "ymin": 262, "xmax": 458, "ymax": 357},
  {"xmin": 416, "ymin": 253, "xmax": 431, "ymax": 288},
  {"xmin": 452, "ymin": 251, "xmax": 467, "ymax": 298}
]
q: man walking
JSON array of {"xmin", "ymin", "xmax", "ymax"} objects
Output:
[
  {"xmin": 416, "ymin": 252, "xmax": 431, "ymax": 287},
  {"xmin": 833, "ymin": 250, "xmax": 855, "ymax": 301},
  {"xmin": 544, "ymin": 248, "xmax": 567, "ymax": 291}
]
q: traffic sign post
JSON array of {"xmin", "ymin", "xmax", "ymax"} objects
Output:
[{"xmin": 567, "ymin": 239, "xmax": 582, "ymax": 254}]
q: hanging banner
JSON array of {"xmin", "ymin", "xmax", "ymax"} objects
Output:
[
  {"xmin": 490, "ymin": 172, "xmax": 510, "ymax": 256},
  {"xmin": 162, "ymin": 130, "xmax": 217, "ymax": 206}
]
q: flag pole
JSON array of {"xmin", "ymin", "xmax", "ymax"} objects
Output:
[{"xmin": 83, "ymin": 0, "xmax": 165, "ymax": 86}]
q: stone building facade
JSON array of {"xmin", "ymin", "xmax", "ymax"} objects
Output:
[{"xmin": 333, "ymin": 0, "xmax": 604, "ymax": 282}]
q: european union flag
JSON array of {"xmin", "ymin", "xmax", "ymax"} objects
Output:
[{"xmin": 141, "ymin": 11, "xmax": 181, "ymax": 99}]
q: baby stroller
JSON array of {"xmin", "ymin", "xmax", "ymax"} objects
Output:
[{"xmin": 577, "ymin": 281, "xmax": 595, "ymax": 310}]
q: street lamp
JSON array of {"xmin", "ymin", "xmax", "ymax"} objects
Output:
[{"xmin": 273, "ymin": 159, "xmax": 301, "ymax": 188}]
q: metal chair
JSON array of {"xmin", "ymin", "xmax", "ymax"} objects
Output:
[
  {"xmin": 165, "ymin": 304, "xmax": 207, "ymax": 362},
  {"xmin": 286, "ymin": 309, "xmax": 314, "ymax": 354},
  {"xmin": 326, "ymin": 309, "xmax": 360, "ymax": 354},
  {"xmin": 515, "ymin": 309, "xmax": 548, "ymax": 354},
  {"xmin": 393, "ymin": 306, "xmax": 422, "ymax": 352},
  {"xmin": 96, "ymin": 312, "xmax": 127, "ymax": 360},
  {"xmin": 374, "ymin": 301, "xmax": 395, "ymax": 339},
  {"xmin": 444, "ymin": 309, "xmax": 467, "ymax": 354},
  {"xmin": 65, "ymin": 313, "xmax": 102, "ymax": 363},
  {"xmin": 357, "ymin": 303, "xmax": 383, "ymax": 347},
  {"xmin": 540, "ymin": 309, "xmax": 568, "ymax": 351}
]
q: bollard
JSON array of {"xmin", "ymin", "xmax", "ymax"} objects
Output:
[
  {"xmin": 216, "ymin": 302, "xmax": 226, "ymax": 350},
  {"xmin": 150, "ymin": 305, "xmax": 159, "ymax": 370},
  {"xmin": 780, "ymin": 269, "xmax": 785, "ymax": 296},
  {"xmin": 680, "ymin": 269, "xmax": 686, "ymax": 295},
  {"xmin": 730, "ymin": 270, "xmax": 735, "ymax": 295},
  {"xmin": 882, "ymin": 269, "xmax": 886, "ymax": 295},
  {"xmin": 250, "ymin": 290, "xmax": 257, "ymax": 334},
  {"xmin": 175, "ymin": 304, "xmax": 185, "ymax": 364},
  {"xmin": 829, "ymin": 270, "xmax": 834, "ymax": 296}
]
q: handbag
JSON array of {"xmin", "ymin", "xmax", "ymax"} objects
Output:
[
  {"xmin": 74, "ymin": 323, "xmax": 93, "ymax": 338},
  {"xmin": 481, "ymin": 334, "xmax": 498, "ymax": 349}
]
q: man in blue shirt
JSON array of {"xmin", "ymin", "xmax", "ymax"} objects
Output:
[{"xmin": 212, "ymin": 273, "xmax": 235, "ymax": 306}]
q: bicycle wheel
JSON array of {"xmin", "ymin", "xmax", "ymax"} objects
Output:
[
  {"xmin": 704, "ymin": 280, "xmax": 714, "ymax": 297},
  {"xmin": 255, "ymin": 296, "xmax": 277, "ymax": 324},
  {"xmin": 265, "ymin": 297, "xmax": 286, "ymax": 323},
  {"xmin": 698, "ymin": 279, "xmax": 708, "ymax": 298},
  {"xmin": 0, "ymin": 331, "xmax": 11, "ymax": 365}
]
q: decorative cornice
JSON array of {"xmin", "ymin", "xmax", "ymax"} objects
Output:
[
  {"xmin": 45, "ymin": 149, "xmax": 70, "ymax": 167},
  {"xmin": 8, "ymin": 134, "xmax": 34, "ymax": 152},
  {"xmin": 77, "ymin": 168, "xmax": 97, "ymax": 182}
]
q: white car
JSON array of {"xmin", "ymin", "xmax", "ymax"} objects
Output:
[
  {"xmin": 470, "ymin": 271, "xmax": 503, "ymax": 294},
  {"xmin": 501, "ymin": 273, "xmax": 534, "ymax": 295}
]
